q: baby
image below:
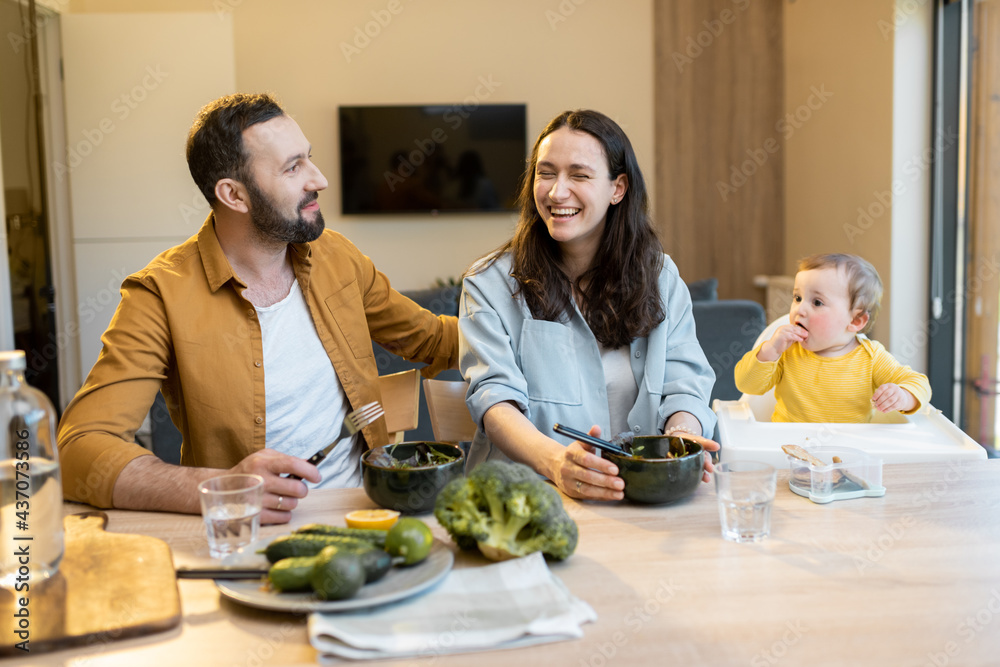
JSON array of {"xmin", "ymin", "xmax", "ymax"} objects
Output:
[{"xmin": 735, "ymin": 253, "xmax": 931, "ymax": 422}]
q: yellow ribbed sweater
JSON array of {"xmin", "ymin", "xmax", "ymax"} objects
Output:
[{"xmin": 734, "ymin": 335, "xmax": 932, "ymax": 423}]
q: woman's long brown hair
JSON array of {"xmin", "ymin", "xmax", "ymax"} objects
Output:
[{"xmin": 469, "ymin": 109, "xmax": 664, "ymax": 349}]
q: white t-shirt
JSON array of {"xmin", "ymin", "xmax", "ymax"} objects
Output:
[
  {"xmin": 255, "ymin": 280, "xmax": 361, "ymax": 488},
  {"xmin": 599, "ymin": 343, "xmax": 638, "ymax": 439}
]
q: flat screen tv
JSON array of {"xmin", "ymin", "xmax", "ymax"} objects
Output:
[{"xmin": 339, "ymin": 104, "xmax": 527, "ymax": 215}]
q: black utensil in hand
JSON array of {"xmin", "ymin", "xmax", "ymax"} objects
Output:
[{"xmin": 552, "ymin": 423, "xmax": 631, "ymax": 457}]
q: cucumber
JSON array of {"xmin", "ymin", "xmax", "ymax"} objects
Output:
[
  {"xmin": 294, "ymin": 523, "xmax": 388, "ymax": 548},
  {"xmin": 357, "ymin": 548, "xmax": 392, "ymax": 583},
  {"xmin": 310, "ymin": 547, "xmax": 366, "ymax": 601},
  {"xmin": 267, "ymin": 556, "xmax": 317, "ymax": 592},
  {"xmin": 266, "ymin": 545, "xmax": 391, "ymax": 589},
  {"xmin": 264, "ymin": 533, "xmax": 375, "ymax": 563}
]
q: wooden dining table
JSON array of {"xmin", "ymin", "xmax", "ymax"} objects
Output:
[{"xmin": 21, "ymin": 459, "xmax": 1000, "ymax": 666}]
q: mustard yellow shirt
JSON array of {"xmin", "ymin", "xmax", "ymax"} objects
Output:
[
  {"xmin": 734, "ymin": 335, "xmax": 931, "ymax": 423},
  {"xmin": 57, "ymin": 214, "xmax": 458, "ymax": 507}
]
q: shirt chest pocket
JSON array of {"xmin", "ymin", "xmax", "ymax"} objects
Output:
[
  {"xmin": 518, "ymin": 320, "xmax": 582, "ymax": 405},
  {"xmin": 324, "ymin": 280, "xmax": 375, "ymax": 359}
]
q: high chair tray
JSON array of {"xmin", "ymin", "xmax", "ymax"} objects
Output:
[{"xmin": 713, "ymin": 400, "xmax": 988, "ymax": 468}]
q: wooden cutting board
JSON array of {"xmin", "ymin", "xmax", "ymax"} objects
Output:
[{"xmin": 0, "ymin": 511, "xmax": 181, "ymax": 656}]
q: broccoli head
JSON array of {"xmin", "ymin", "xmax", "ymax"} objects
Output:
[{"xmin": 433, "ymin": 460, "xmax": 579, "ymax": 561}]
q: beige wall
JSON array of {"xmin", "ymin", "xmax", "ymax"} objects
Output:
[
  {"xmin": 63, "ymin": 0, "xmax": 654, "ymax": 291},
  {"xmin": 784, "ymin": 0, "xmax": 933, "ymax": 367},
  {"xmin": 889, "ymin": 0, "xmax": 933, "ymax": 369},
  {"xmin": 783, "ymin": 0, "xmax": 897, "ymax": 345}
]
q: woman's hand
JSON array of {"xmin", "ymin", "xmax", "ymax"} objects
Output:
[
  {"xmin": 673, "ymin": 433, "xmax": 720, "ymax": 483},
  {"xmin": 664, "ymin": 413, "xmax": 719, "ymax": 483},
  {"xmin": 548, "ymin": 425, "xmax": 624, "ymax": 501}
]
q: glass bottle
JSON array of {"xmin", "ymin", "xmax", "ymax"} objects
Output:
[{"xmin": 0, "ymin": 350, "xmax": 63, "ymax": 587}]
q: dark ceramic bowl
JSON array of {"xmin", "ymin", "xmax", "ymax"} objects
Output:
[
  {"xmin": 361, "ymin": 442, "xmax": 465, "ymax": 514},
  {"xmin": 603, "ymin": 435, "xmax": 704, "ymax": 504}
]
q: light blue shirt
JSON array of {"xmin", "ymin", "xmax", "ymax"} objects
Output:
[{"xmin": 459, "ymin": 252, "xmax": 717, "ymax": 468}]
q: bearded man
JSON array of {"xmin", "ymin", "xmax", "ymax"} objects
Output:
[{"xmin": 58, "ymin": 94, "xmax": 457, "ymax": 524}]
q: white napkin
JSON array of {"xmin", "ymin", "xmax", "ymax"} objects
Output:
[{"xmin": 309, "ymin": 552, "xmax": 596, "ymax": 662}]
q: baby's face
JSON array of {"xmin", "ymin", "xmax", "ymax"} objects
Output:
[{"xmin": 790, "ymin": 267, "xmax": 862, "ymax": 356}]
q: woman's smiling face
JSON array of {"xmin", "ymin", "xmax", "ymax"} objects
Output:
[{"xmin": 533, "ymin": 127, "xmax": 626, "ymax": 260}]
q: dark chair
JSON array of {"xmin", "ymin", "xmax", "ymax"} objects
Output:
[
  {"xmin": 149, "ymin": 390, "xmax": 182, "ymax": 464},
  {"xmin": 691, "ymin": 299, "xmax": 767, "ymax": 404}
]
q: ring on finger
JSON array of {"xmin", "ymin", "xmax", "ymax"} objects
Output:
[
  {"xmin": 575, "ymin": 480, "xmax": 582, "ymax": 492},
  {"xmin": 276, "ymin": 495, "xmax": 284, "ymax": 510}
]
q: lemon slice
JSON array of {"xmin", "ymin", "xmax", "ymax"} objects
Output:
[{"xmin": 345, "ymin": 509, "xmax": 400, "ymax": 530}]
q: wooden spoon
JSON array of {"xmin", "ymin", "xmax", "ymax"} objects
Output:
[
  {"xmin": 781, "ymin": 444, "xmax": 826, "ymax": 467},
  {"xmin": 781, "ymin": 444, "xmax": 845, "ymax": 484}
]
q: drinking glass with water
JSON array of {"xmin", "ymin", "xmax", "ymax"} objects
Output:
[
  {"xmin": 198, "ymin": 474, "xmax": 264, "ymax": 558},
  {"xmin": 714, "ymin": 461, "xmax": 777, "ymax": 543}
]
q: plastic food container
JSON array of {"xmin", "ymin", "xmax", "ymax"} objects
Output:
[{"xmin": 785, "ymin": 445, "xmax": 886, "ymax": 504}]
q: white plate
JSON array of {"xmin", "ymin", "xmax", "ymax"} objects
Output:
[{"xmin": 215, "ymin": 536, "xmax": 454, "ymax": 613}]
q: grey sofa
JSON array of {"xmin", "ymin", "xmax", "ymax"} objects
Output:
[{"xmin": 150, "ymin": 280, "xmax": 765, "ymax": 458}]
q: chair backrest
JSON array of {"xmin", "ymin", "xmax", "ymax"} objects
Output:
[
  {"xmin": 376, "ymin": 369, "xmax": 420, "ymax": 443},
  {"xmin": 422, "ymin": 378, "xmax": 477, "ymax": 443},
  {"xmin": 691, "ymin": 299, "xmax": 767, "ymax": 403},
  {"xmin": 737, "ymin": 314, "xmax": 789, "ymax": 421}
]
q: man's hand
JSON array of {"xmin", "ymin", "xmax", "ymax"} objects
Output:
[
  {"xmin": 872, "ymin": 383, "xmax": 918, "ymax": 414},
  {"xmin": 757, "ymin": 324, "xmax": 807, "ymax": 362},
  {"xmin": 112, "ymin": 448, "xmax": 323, "ymax": 524},
  {"xmin": 229, "ymin": 449, "xmax": 322, "ymax": 524}
]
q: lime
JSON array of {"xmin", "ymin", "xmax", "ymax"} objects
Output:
[
  {"xmin": 345, "ymin": 509, "xmax": 400, "ymax": 530},
  {"xmin": 385, "ymin": 518, "xmax": 434, "ymax": 566},
  {"xmin": 310, "ymin": 546, "xmax": 366, "ymax": 600}
]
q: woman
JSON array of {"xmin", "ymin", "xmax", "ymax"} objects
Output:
[{"xmin": 459, "ymin": 109, "xmax": 719, "ymax": 501}]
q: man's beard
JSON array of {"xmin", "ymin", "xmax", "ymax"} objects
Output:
[{"xmin": 245, "ymin": 179, "xmax": 325, "ymax": 244}]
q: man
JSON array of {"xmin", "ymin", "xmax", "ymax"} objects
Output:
[{"xmin": 57, "ymin": 93, "xmax": 458, "ymax": 524}]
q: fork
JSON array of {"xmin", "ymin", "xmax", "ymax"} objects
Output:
[{"xmin": 286, "ymin": 401, "xmax": 384, "ymax": 479}]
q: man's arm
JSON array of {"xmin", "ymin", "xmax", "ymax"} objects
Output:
[
  {"xmin": 353, "ymin": 252, "xmax": 459, "ymax": 376},
  {"xmin": 58, "ymin": 275, "xmax": 174, "ymax": 508},
  {"xmin": 111, "ymin": 450, "xmax": 321, "ymax": 525}
]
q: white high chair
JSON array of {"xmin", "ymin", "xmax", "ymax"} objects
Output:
[{"xmin": 714, "ymin": 315, "xmax": 987, "ymax": 466}]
